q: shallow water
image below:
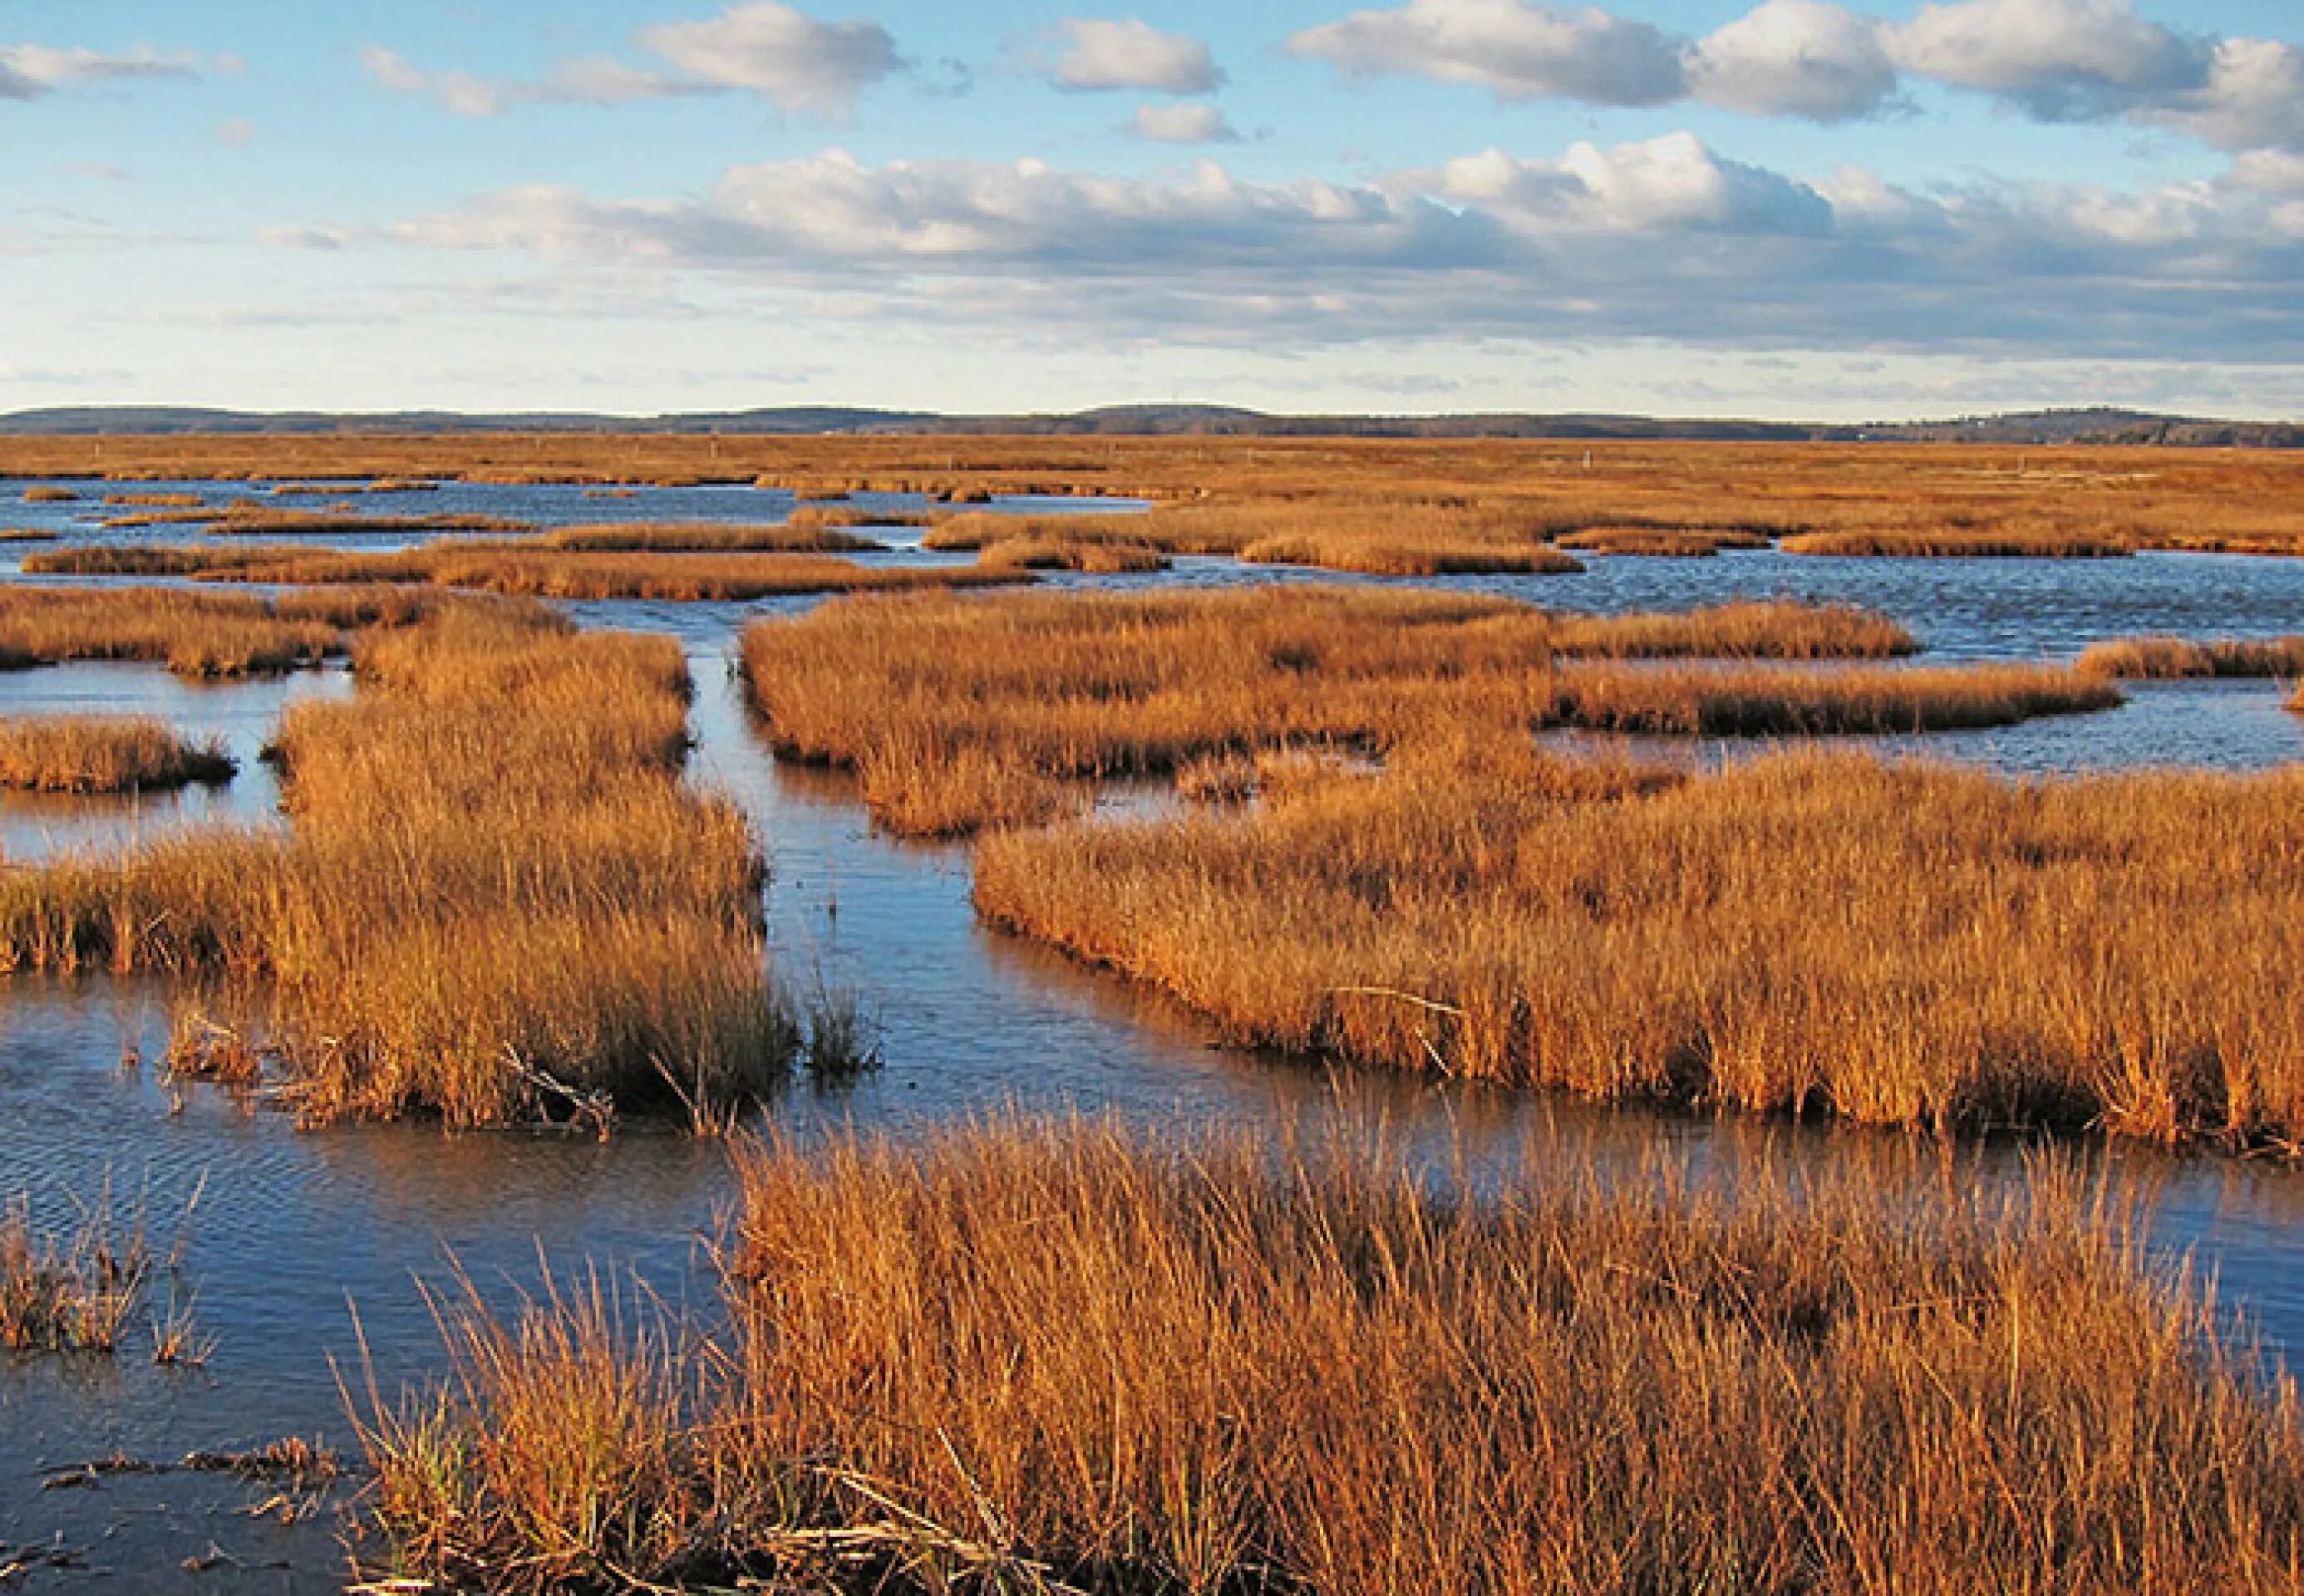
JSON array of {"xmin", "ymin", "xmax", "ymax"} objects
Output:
[{"xmin": 2, "ymin": 481, "xmax": 2301, "ymax": 1589}]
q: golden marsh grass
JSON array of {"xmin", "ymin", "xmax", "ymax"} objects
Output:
[
  {"xmin": 736, "ymin": 588, "xmax": 2089, "ymax": 836},
  {"xmin": 0, "ymin": 716, "xmax": 234, "ymax": 793},
  {"xmin": 978, "ymin": 745, "xmax": 2304, "ymax": 1147},
  {"xmin": 0, "ymin": 604, "xmax": 797, "ymax": 1126},
  {"xmin": 356, "ymin": 1117, "xmax": 2304, "ymax": 1594},
  {"xmin": 2077, "ymin": 633, "xmax": 2304, "ymax": 679},
  {"xmin": 27, "ymin": 543, "xmax": 1029, "ymax": 602}
]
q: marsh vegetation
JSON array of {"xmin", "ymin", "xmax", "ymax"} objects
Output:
[{"xmin": 356, "ymin": 1119, "xmax": 2304, "ymax": 1595}]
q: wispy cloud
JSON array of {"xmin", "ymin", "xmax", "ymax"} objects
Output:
[
  {"xmin": 364, "ymin": 2, "xmax": 903, "ymax": 120},
  {"xmin": 0, "ymin": 42, "xmax": 204, "ymax": 100}
]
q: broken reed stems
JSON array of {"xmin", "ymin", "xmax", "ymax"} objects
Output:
[{"xmin": 354, "ymin": 1117, "xmax": 2304, "ymax": 1594}]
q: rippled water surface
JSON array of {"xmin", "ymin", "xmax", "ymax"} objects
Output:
[{"xmin": 2, "ymin": 480, "xmax": 2302, "ymax": 1589}]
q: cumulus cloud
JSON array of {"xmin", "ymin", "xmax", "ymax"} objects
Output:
[
  {"xmin": 1885, "ymin": 0, "xmax": 2208, "ymax": 120},
  {"xmin": 0, "ymin": 42, "xmax": 203, "ymax": 100},
  {"xmin": 1128, "ymin": 103, "xmax": 1241, "ymax": 144},
  {"xmin": 1288, "ymin": 0, "xmax": 2304, "ymax": 154},
  {"xmin": 1690, "ymin": 1, "xmax": 1898, "ymax": 121},
  {"xmin": 1288, "ymin": 0, "xmax": 1687, "ymax": 107},
  {"xmin": 365, "ymin": 2, "xmax": 901, "ymax": 120},
  {"xmin": 1037, "ymin": 20, "xmax": 1223, "ymax": 95},
  {"xmin": 305, "ymin": 132, "xmax": 2304, "ymax": 368},
  {"xmin": 642, "ymin": 3, "xmax": 902, "ymax": 113}
]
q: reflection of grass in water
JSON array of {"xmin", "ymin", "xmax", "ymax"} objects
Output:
[
  {"xmin": 355, "ymin": 1118, "xmax": 2304, "ymax": 1595},
  {"xmin": 0, "ymin": 715, "xmax": 234, "ymax": 794}
]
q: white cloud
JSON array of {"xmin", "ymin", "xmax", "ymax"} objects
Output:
[
  {"xmin": 641, "ymin": 2, "xmax": 902, "ymax": 114},
  {"xmin": 1887, "ymin": 0, "xmax": 2209, "ymax": 119},
  {"xmin": 366, "ymin": 4, "xmax": 901, "ymax": 121},
  {"xmin": 313, "ymin": 133, "xmax": 2304, "ymax": 372},
  {"xmin": 1421, "ymin": 133, "xmax": 1836, "ymax": 234},
  {"xmin": 1042, "ymin": 20, "xmax": 1223, "ymax": 95},
  {"xmin": 1128, "ymin": 103, "xmax": 1240, "ymax": 143},
  {"xmin": 1287, "ymin": 0, "xmax": 2304, "ymax": 155},
  {"xmin": 1287, "ymin": 0, "xmax": 1687, "ymax": 107},
  {"xmin": 0, "ymin": 43, "xmax": 202, "ymax": 100},
  {"xmin": 1690, "ymin": 0, "xmax": 1897, "ymax": 121}
]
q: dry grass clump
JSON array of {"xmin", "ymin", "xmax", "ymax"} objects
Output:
[
  {"xmin": 0, "ymin": 717, "xmax": 234, "ymax": 793},
  {"xmin": 2078, "ymin": 633, "xmax": 2304, "ymax": 679},
  {"xmin": 977, "ymin": 535, "xmax": 1171, "ymax": 574},
  {"xmin": 980, "ymin": 747, "xmax": 2304, "ymax": 1146},
  {"xmin": 20, "ymin": 485, "xmax": 78, "ymax": 504},
  {"xmin": 0, "ymin": 528, "xmax": 60, "ymax": 542},
  {"xmin": 27, "ymin": 543, "xmax": 1029, "ymax": 602},
  {"xmin": 738, "ymin": 589, "xmax": 1970, "ymax": 835},
  {"xmin": 0, "ymin": 607, "xmax": 799, "ymax": 1126},
  {"xmin": 532, "ymin": 521, "xmax": 889, "ymax": 554},
  {"xmin": 1240, "ymin": 530, "xmax": 1583, "ymax": 575},
  {"xmin": 0, "ymin": 585, "xmax": 346, "ymax": 677},
  {"xmin": 356, "ymin": 1118, "xmax": 2304, "ymax": 1594},
  {"xmin": 105, "ymin": 492, "xmax": 204, "ymax": 508},
  {"xmin": 1782, "ymin": 527, "xmax": 2135, "ymax": 558},
  {"xmin": 1558, "ymin": 526, "xmax": 1774, "ymax": 555},
  {"xmin": 1553, "ymin": 662, "xmax": 2117, "ymax": 734},
  {"xmin": 98, "ymin": 500, "xmax": 530, "ymax": 536}
]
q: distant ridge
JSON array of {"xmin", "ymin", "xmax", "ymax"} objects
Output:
[{"xmin": 2, "ymin": 403, "xmax": 2297, "ymax": 447}]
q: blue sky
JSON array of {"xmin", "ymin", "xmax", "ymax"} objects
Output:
[{"xmin": 7, "ymin": 0, "xmax": 2303, "ymax": 419}]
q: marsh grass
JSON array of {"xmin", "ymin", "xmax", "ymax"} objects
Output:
[
  {"xmin": 0, "ymin": 605, "xmax": 799, "ymax": 1126},
  {"xmin": 530, "ymin": 522, "xmax": 889, "ymax": 554},
  {"xmin": 354, "ymin": 1118, "xmax": 2304, "ymax": 1594},
  {"xmin": 979, "ymin": 746, "xmax": 2304, "ymax": 1146},
  {"xmin": 0, "ymin": 585, "xmax": 347, "ymax": 677},
  {"xmin": 20, "ymin": 486, "xmax": 78, "ymax": 504},
  {"xmin": 738, "ymin": 589, "xmax": 2055, "ymax": 836},
  {"xmin": 1558, "ymin": 526, "xmax": 1774, "ymax": 555},
  {"xmin": 1781, "ymin": 528, "xmax": 2136, "ymax": 558},
  {"xmin": 2078, "ymin": 633, "xmax": 2304, "ymax": 679},
  {"xmin": 12, "ymin": 436, "xmax": 2304, "ymax": 559},
  {"xmin": 28, "ymin": 543, "xmax": 1031, "ymax": 602},
  {"xmin": 976, "ymin": 535, "xmax": 1171, "ymax": 574},
  {"xmin": 0, "ymin": 716, "xmax": 235, "ymax": 793}
]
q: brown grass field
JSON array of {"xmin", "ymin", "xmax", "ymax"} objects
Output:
[
  {"xmin": 25, "ymin": 543, "xmax": 1030, "ymax": 602},
  {"xmin": 977, "ymin": 745, "xmax": 2304, "ymax": 1148},
  {"xmin": 1780, "ymin": 527, "xmax": 2137, "ymax": 558},
  {"xmin": 1558, "ymin": 526, "xmax": 1775, "ymax": 556},
  {"xmin": 355, "ymin": 1117, "xmax": 2304, "ymax": 1594},
  {"xmin": 0, "ymin": 716, "xmax": 235, "ymax": 793},
  {"xmin": 0, "ymin": 585, "xmax": 354, "ymax": 677},
  {"xmin": 527, "ymin": 521, "xmax": 889, "ymax": 554},
  {"xmin": 2078, "ymin": 633, "xmax": 2304, "ymax": 678},
  {"xmin": 736, "ymin": 588, "xmax": 2110, "ymax": 835},
  {"xmin": 0, "ymin": 603, "xmax": 799, "ymax": 1125},
  {"xmin": 9, "ymin": 434, "xmax": 2304, "ymax": 557}
]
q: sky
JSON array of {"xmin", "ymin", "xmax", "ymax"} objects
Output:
[{"xmin": 5, "ymin": 0, "xmax": 2304, "ymax": 421}]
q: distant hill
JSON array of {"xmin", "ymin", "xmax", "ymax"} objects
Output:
[{"xmin": 1, "ymin": 403, "xmax": 2296, "ymax": 446}]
